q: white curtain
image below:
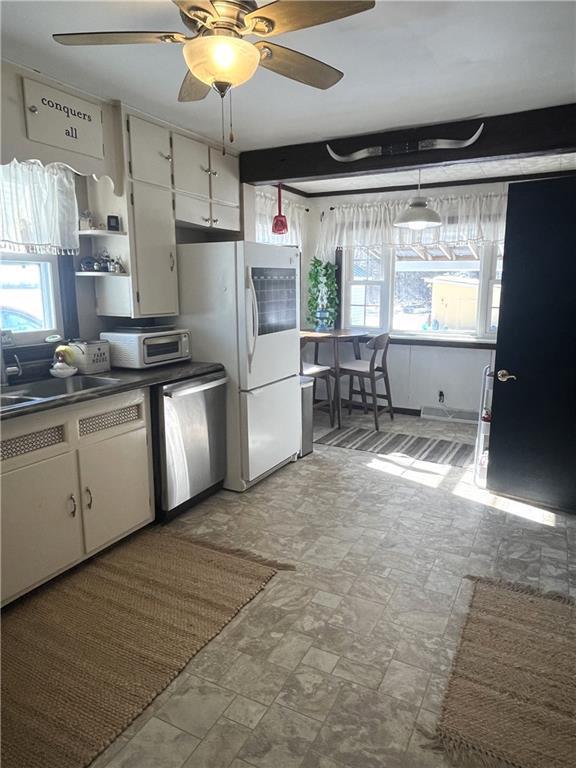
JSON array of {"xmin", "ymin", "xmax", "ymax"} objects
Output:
[
  {"xmin": 0, "ymin": 160, "xmax": 79, "ymax": 254},
  {"xmin": 316, "ymin": 189, "xmax": 508, "ymax": 260},
  {"xmin": 254, "ymin": 189, "xmax": 308, "ymax": 248}
]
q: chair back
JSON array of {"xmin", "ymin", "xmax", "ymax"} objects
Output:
[{"xmin": 366, "ymin": 333, "xmax": 391, "ymax": 373}]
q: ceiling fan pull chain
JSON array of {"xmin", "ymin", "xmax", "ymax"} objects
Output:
[
  {"xmin": 220, "ymin": 94, "xmax": 226, "ymax": 156},
  {"xmin": 229, "ymin": 89, "xmax": 234, "ymax": 144}
]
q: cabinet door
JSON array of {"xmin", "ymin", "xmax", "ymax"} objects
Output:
[
  {"xmin": 132, "ymin": 181, "xmax": 179, "ymax": 316},
  {"xmin": 1, "ymin": 452, "xmax": 84, "ymax": 602},
  {"xmin": 211, "ymin": 202, "xmax": 241, "ymax": 232},
  {"xmin": 175, "ymin": 192, "xmax": 212, "ymax": 228},
  {"xmin": 79, "ymin": 428, "xmax": 152, "ymax": 554},
  {"xmin": 172, "ymin": 134, "xmax": 211, "ymax": 198},
  {"xmin": 129, "ymin": 116, "xmax": 172, "ymax": 188},
  {"xmin": 209, "ymin": 149, "xmax": 240, "ymax": 206}
]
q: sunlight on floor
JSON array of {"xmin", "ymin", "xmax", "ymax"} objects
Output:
[
  {"xmin": 453, "ymin": 467, "xmax": 558, "ymax": 527},
  {"xmin": 366, "ymin": 453, "xmax": 453, "ymax": 488}
]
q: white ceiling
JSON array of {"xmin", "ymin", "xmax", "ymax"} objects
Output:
[
  {"xmin": 1, "ymin": 1, "xmax": 575, "ymax": 152},
  {"xmin": 290, "ymin": 152, "xmax": 576, "ymax": 194}
]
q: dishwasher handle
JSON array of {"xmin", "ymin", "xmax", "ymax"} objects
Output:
[{"xmin": 163, "ymin": 375, "xmax": 228, "ymax": 399}]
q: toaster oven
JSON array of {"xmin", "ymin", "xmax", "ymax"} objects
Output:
[{"xmin": 100, "ymin": 329, "xmax": 191, "ymax": 369}]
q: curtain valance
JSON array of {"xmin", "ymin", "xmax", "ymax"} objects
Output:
[
  {"xmin": 316, "ymin": 189, "xmax": 508, "ymax": 260},
  {"xmin": 254, "ymin": 189, "xmax": 308, "ymax": 248},
  {"xmin": 0, "ymin": 160, "xmax": 79, "ymax": 255}
]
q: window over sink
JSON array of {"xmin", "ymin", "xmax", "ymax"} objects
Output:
[{"xmin": 0, "ymin": 254, "xmax": 63, "ymax": 344}]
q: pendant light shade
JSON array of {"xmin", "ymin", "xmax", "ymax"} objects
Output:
[
  {"xmin": 183, "ymin": 35, "xmax": 260, "ymax": 89},
  {"xmin": 394, "ymin": 171, "xmax": 442, "ymax": 231}
]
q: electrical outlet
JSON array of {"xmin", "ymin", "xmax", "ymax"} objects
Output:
[{"xmin": 438, "ymin": 390, "xmax": 445, "ymax": 403}]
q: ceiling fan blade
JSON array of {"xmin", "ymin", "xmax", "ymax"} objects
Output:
[
  {"xmin": 246, "ymin": 1, "xmax": 375, "ymax": 37},
  {"xmin": 254, "ymin": 42, "xmax": 342, "ymax": 89},
  {"xmin": 178, "ymin": 71, "xmax": 211, "ymax": 101},
  {"xmin": 53, "ymin": 31, "xmax": 189, "ymax": 46},
  {"xmin": 172, "ymin": 0, "xmax": 218, "ymax": 20}
]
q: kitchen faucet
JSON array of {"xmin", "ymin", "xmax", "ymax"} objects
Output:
[{"xmin": 1, "ymin": 350, "xmax": 22, "ymax": 386}]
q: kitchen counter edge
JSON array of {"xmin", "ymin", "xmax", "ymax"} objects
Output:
[{"xmin": 0, "ymin": 361, "xmax": 226, "ymax": 421}]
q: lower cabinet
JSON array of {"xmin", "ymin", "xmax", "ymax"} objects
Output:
[
  {"xmin": 1, "ymin": 452, "xmax": 84, "ymax": 602},
  {"xmin": 79, "ymin": 428, "xmax": 150, "ymax": 553},
  {"xmin": 0, "ymin": 389, "xmax": 153, "ymax": 605}
]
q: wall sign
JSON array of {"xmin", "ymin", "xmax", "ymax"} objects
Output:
[{"xmin": 23, "ymin": 78, "xmax": 104, "ymax": 160}]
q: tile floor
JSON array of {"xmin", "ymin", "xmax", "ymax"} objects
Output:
[{"xmin": 91, "ymin": 413, "xmax": 575, "ymax": 768}]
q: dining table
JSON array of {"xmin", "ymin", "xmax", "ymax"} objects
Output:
[{"xmin": 300, "ymin": 329, "xmax": 372, "ymax": 429}]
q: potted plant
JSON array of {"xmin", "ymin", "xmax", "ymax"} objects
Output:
[{"xmin": 307, "ymin": 257, "xmax": 338, "ymax": 331}]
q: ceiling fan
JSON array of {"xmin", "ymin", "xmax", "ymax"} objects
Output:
[{"xmin": 53, "ymin": 0, "xmax": 376, "ymax": 101}]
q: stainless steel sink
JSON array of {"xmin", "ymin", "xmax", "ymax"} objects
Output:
[{"xmin": 1, "ymin": 375, "xmax": 122, "ymax": 410}]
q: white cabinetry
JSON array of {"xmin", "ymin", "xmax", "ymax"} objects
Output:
[
  {"xmin": 172, "ymin": 133, "xmax": 210, "ymax": 198},
  {"xmin": 128, "ymin": 116, "xmax": 172, "ymax": 188},
  {"xmin": 172, "ymin": 133, "xmax": 240, "ymax": 231},
  {"xmin": 0, "ymin": 390, "xmax": 153, "ymax": 604},
  {"xmin": 210, "ymin": 149, "xmax": 240, "ymax": 207},
  {"xmin": 87, "ymin": 112, "xmax": 240, "ymax": 316},
  {"xmin": 131, "ymin": 181, "xmax": 178, "ymax": 316},
  {"xmin": 1, "ymin": 452, "xmax": 84, "ymax": 602}
]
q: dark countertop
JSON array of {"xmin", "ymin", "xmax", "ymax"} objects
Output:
[{"xmin": 0, "ymin": 361, "xmax": 225, "ymax": 421}]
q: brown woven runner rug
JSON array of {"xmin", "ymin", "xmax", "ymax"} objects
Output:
[
  {"xmin": 429, "ymin": 576, "xmax": 576, "ymax": 768},
  {"xmin": 1, "ymin": 528, "xmax": 278, "ymax": 768}
]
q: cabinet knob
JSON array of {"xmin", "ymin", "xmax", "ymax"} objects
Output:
[
  {"xmin": 202, "ymin": 166, "xmax": 211, "ymax": 174},
  {"xmin": 85, "ymin": 487, "xmax": 93, "ymax": 510},
  {"xmin": 159, "ymin": 152, "xmax": 172, "ymax": 161},
  {"xmin": 169, "ymin": 252, "xmax": 175, "ymax": 272},
  {"xmin": 211, "ymin": 218, "xmax": 219, "ymax": 225},
  {"xmin": 69, "ymin": 494, "xmax": 77, "ymax": 517},
  {"xmin": 211, "ymin": 170, "xmax": 219, "ymax": 177},
  {"xmin": 201, "ymin": 216, "xmax": 211, "ymax": 223}
]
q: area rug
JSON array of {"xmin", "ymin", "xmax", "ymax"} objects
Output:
[
  {"xmin": 316, "ymin": 426, "xmax": 474, "ymax": 467},
  {"xmin": 428, "ymin": 576, "xmax": 576, "ymax": 768},
  {"xmin": 1, "ymin": 528, "xmax": 278, "ymax": 768}
]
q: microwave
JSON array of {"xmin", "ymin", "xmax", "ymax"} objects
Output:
[{"xmin": 100, "ymin": 329, "xmax": 191, "ymax": 369}]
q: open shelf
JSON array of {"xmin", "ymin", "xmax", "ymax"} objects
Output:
[
  {"xmin": 78, "ymin": 229, "xmax": 127, "ymax": 237},
  {"xmin": 75, "ymin": 272, "xmax": 129, "ymax": 278}
]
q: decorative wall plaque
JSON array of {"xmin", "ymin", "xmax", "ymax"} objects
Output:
[{"xmin": 23, "ymin": 78, "xmax": 104, "ymax": 160}]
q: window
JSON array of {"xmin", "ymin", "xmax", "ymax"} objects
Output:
[
  {"xmin": 345, "ymin": 246, "xmax": 389, "ymax": 329},
  {"xmin": 0, "ymin": 255, "xmax": 63, "ymax": 344},
  {"xmin": 343, "ymin": 242, "xmax": 502, "ymax": 338},
  {"xmin": 487, "ymin": 251, "xmax": 503, "ymax": 333},
  {"xmin": 393, "ymin": 245, "xmax": 480, "ymax": 335}
]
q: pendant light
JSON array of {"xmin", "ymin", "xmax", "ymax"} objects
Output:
[{"xmin": 394, "ymin": 170, "xmax": 442, "ymax": 231}]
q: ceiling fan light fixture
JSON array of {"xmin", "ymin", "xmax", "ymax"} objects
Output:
[
  {"xmin": 183, "ymin": 35, "xmax": 260, "ymax": 88},
  {"xmin": 394, "ymin": 197, "xmax": 443, "ymax": 231}
]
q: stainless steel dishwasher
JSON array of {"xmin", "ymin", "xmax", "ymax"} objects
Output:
[{"xmin": 157, "ymin": 371, "xmax": 228, "ymax": 520}]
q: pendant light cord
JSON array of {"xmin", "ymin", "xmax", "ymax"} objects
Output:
[
  {"xmin": 229, "ymin": 89, "xmax": 234, "ymax": 144},
  {"xmin": 221, "ymin": 95, "xmax": 226, "ymax": 156}
]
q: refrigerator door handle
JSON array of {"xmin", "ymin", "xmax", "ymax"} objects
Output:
[{"xmin": 247, "ymin": 271, "xmax": 258, "ymax": 371}]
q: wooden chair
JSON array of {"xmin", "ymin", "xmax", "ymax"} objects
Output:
[
  {"xmin": 300, "ymin": 341, "xmax": 334, "ymax": 427},
  {"xmin": 339, "ymin": 333, "xmax": 393, "ymax": 430}
]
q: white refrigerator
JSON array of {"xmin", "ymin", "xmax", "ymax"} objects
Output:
[{"xmin": 177, "ymin": 241, "xmax": 301, "ymax": 492}]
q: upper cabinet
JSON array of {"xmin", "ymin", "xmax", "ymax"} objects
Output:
[
  {"xmin": 88, "ymin": 113, "xmax": 240, "ymax": 317},
  {"xmin": 128, "ymin": 116, "xmax": 172, "ymax": 188},
  {"xmin": 172, "ymin": 132, "xmax": 240, "ymax": 230},
  {"xmin": 210, "ymin": 150, "xmax": 240, "ymax": 207},
  {"xmin": 172, "ymin": 134, "xmax": 210, "ymax": 198}
]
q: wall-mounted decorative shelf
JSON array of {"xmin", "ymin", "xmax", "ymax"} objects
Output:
[
  {"xmin": 75, "ymin": 272, "xmax": 129, "ymax": 278},
  {"xmin": 78, "ymin": 230, "xmax": 128, "ymax": 237}
]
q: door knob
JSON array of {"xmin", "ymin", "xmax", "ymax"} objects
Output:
[{"xmin": 497, "ymin": 369, "xmax": 517, "ymax": 382}]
